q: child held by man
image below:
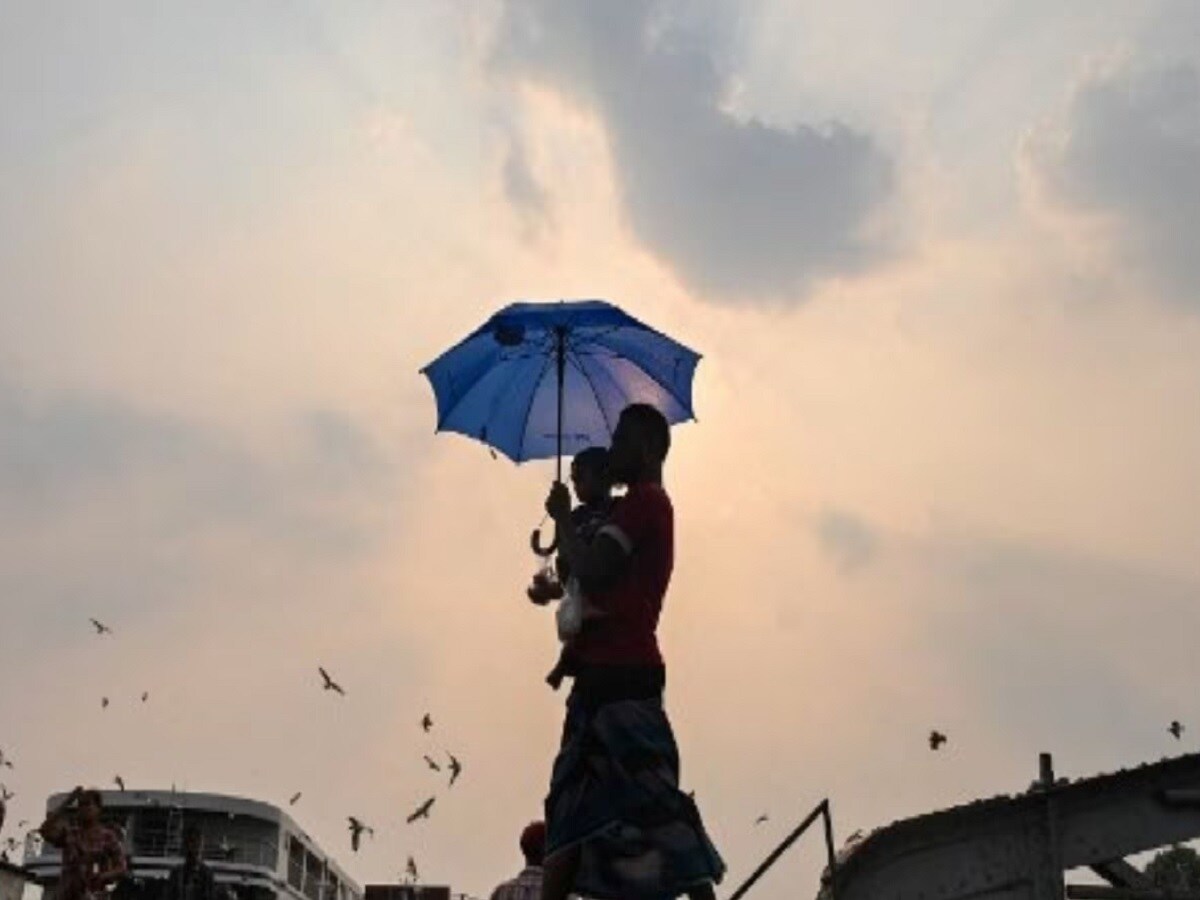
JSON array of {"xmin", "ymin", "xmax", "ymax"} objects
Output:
[{"xmin": 526, "ymin": 447, "xmax": 615, "ymax": 689}]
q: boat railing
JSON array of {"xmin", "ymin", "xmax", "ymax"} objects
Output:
[
  {"xmin": 30, "ymin": 838, "xmax": 280, "ymax": 871},
  {"xmin": 727, "ymin": 798, "xmax": 838, "ymax": 900}
]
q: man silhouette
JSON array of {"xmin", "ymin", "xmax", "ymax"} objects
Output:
[{"xmin": 539, "ymin": 403, "xmax": 724, "ymax": 900}]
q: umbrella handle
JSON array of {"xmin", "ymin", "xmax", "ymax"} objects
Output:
[{"xmin": 530, "ymin": 524, "xmax": 558, "ymax": 557}]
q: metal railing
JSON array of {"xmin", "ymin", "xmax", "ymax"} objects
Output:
[
  {"xmin": 728, "ymin": 799, "xmax": 838, "ymax": 900},
  {"xmin": 31, "ymin": 838, "xmax": 280, "ymax": 871}
]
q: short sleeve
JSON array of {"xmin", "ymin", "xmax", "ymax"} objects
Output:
[{"xmin": 597, "ymin": 491, "xmax": 654, "ymax": 556}]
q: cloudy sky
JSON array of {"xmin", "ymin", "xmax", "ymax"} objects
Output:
[{"xmin": 4, "ymin": 2, "xmax": 1200, "ymax": 897}]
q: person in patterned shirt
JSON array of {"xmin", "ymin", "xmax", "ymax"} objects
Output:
[
  {"xmin": 39, "ymin": 787, "xmax": 127, "ymax": 900},
  {"xmin": 489, "ymin": 822, "xmax": 545, "ymax": 900}
]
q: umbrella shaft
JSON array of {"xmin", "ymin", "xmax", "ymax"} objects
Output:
[{"xmin": 555, "ymin": 326, "xmax": 565, "ymax": 482}]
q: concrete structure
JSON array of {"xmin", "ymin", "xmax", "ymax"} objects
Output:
[{"xmin": 826, "ymin": 753, "xmax": 1200, "ymax": 900}]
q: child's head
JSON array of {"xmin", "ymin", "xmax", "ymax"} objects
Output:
[{"xmin": 570, "ymin": 447, "xmax": 611, "ymax": 504}]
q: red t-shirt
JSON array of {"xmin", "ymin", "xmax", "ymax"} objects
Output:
[{"xmin": 573, "ymin": 482, "xmax": 673, "ymax": 667}]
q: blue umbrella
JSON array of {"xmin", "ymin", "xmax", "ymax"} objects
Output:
[{"xmin": 420, "ymin": 300, "xmax": 700, "ymax": 548}]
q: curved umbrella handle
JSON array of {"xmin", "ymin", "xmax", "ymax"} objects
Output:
[{"xmin": 530, "ymin": 524, "xmax": 558, "ymax": 557}]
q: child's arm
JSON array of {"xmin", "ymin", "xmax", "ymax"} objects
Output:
[
  {"xmin": 555, "ymin": 551, "xmax": 573, "ymax": 584},
  {"xmin": 546, "ymin": 483, "xmax": 629, "ymax": 599}
]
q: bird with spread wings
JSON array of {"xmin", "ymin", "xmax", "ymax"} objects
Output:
[
  {"xmin": 347, "ymin": 817, "xmax": 374, "ymax": 852},
  {"xmin": 406, "ymin": 798, "xmax": 435, "ymax": 824},
  {"xmin": 319, "ymin": 667, "xmax": 345, "ymax": 696}
]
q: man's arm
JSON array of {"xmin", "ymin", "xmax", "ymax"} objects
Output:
[
  {"xmin": 94, "ymin": 833, "xmax": 128, "ymax": 885},
  {"xmin": 553, "ymin": 514, "xmax": 629, "ymax": 599},
  {"xmin": 38, "ymin": 786, "xmax": 83, "ymax": 846}
]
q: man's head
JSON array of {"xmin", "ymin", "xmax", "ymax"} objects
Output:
[
  {"xmin": 183, "ymin": 824, "xmax": 204, "ymax": 862},
  {"xmin": 608, "ymin": 403, "xmax": 670, "ymax": 486},
  {"xmin": 77, "ymin": 790, "xmax": 103, "ymax": 826},
  {"xmin": 570, "ymin": 447, "xmax": 611, "ymax": 505},
  {"xmin": 519, "ymin": 820, "xmax": 546, "ymax": 866}
]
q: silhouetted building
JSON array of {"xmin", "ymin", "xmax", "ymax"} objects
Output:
[
  {"xmin": 364, "ymin": 885, "xmax": 450, "ymax": 900},
  {"xmin": 24, "ymin": 791, "xmax": 359, "ymax": 900}
]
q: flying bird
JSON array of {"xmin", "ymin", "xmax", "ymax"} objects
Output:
[
  {"xmin": 421, "ymin": 714, "xmax": 432, "ymax": 733},
  {"xmin": 114, "ymin": 776, "xmax": 125, "ymax": 791},
  {"xmin": 101, "ymin": 697, "xmax": 110, "ymax": 709},
  {"xmin": 1170, "ymin": 721, "xmax": 1184, "ymax": 740},
  {"xmin": 406, "ymin": 798, "xmax": 435, "ymax": 824},
  {"xmin": 754, "ymin": 814, "xmax": 769, "ymax": 826},
  {"xmin": 929, "ymin": 730, "xmax": 947, "ymax": 750},
  {"xmin": 447, "ymin": 753, "xmax": 462, "ymax": 787},
  {"xmin": 141, "ymin": 692, "xmax": 149, "ymax": 702},
  {"xmin": 289, "ymin": 792, "xmax": 302, "ymax": 806},
  {"xmin": 422, "ymin": 755, "xmax": 441, "ymax": 773},
  {"xmin": 405, "ymin": 855, "xmax": 418, "ymax": 882},
  {"xmin": 90, "ymin": 618, "xmax": 112, "ymax": 635},
  {"xmin": 347, "ymin": 817, "xmax": 374, "ymax": 852},
  {"xmin": 319, "ymin": 667, "xmax": 345, "ymax": 696}
]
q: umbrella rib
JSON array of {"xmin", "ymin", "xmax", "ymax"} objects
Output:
[
  {"xmin": 583, "ymin": 334, "xmax": 699, "ymax": 422},
  {"xmin": 566, "ymin": 348, "xmax": 615, "ymax": 439},
  {"xmin": 482, "ymin": 351, "xmax": 542, "ymax": 449},
  {"xmin": 516, "ymin": 353, "xmax": 554, "ymax": 463},
  {"xmin": 430, "ymin": 354, "xmax": 498, "ymax": 431},
  {"xmin": 427, "ymin": 331, "xmax": 555, "ymax": 431}
]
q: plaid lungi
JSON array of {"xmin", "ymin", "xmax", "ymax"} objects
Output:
[{"xmin": 545, "ymin": 688, "xmax": 726, "ymax": 900}]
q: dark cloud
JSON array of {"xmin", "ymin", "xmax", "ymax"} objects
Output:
[
  {"xmin": 502, "ymin": 136, "xmax": 553, "ymax": 238},
  {"xmin": 815, "ymin": 508, "xmax": 878, "ymax": 574},
  {"xmin": 1028, "ymin": 62, "xmax": 1200, "ymax": 303},
  {"xmin": 0, "ymin": 377, "xmax": 397, "ymax": 547},
  {"xmin": 0, "ymin": 376, "xmax": 410, "ymax": 662},
  {"xmin": 492, "ymin": 0, "xmax": 894, "ymax": 303}
]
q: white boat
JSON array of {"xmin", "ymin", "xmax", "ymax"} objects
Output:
[{"xmin": 24, "ymin": 790, "xmax": 360, "ymax": 900}]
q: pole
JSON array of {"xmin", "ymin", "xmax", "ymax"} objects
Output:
[
  {"xmin": 728, "ymin": 800, "xmax": 831, "ymax": 900},
  {"xmin": 555, "ymin": 325, "xmax": 566, "ymax": 483}
]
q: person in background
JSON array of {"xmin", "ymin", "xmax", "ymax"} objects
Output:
[
  {"xmin": 39, "ymin": 787, "xmax": 127, "ymax": 900},
  {"xmin": 490, "ymin": 821, "xmax": 547, "ymax": 900},
  {"xmin": 161, "ymin": 824, "xmax": 219, "ymax": 900}
]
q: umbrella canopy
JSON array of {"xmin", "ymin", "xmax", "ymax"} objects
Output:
[{"xmin": 420, "ymin": 300, "xmax": 700, "ymax": 475}]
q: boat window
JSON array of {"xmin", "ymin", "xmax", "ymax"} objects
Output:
[{"xmin": 287, "ymin": 836, "xmax": 305, "ymax": 890}]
